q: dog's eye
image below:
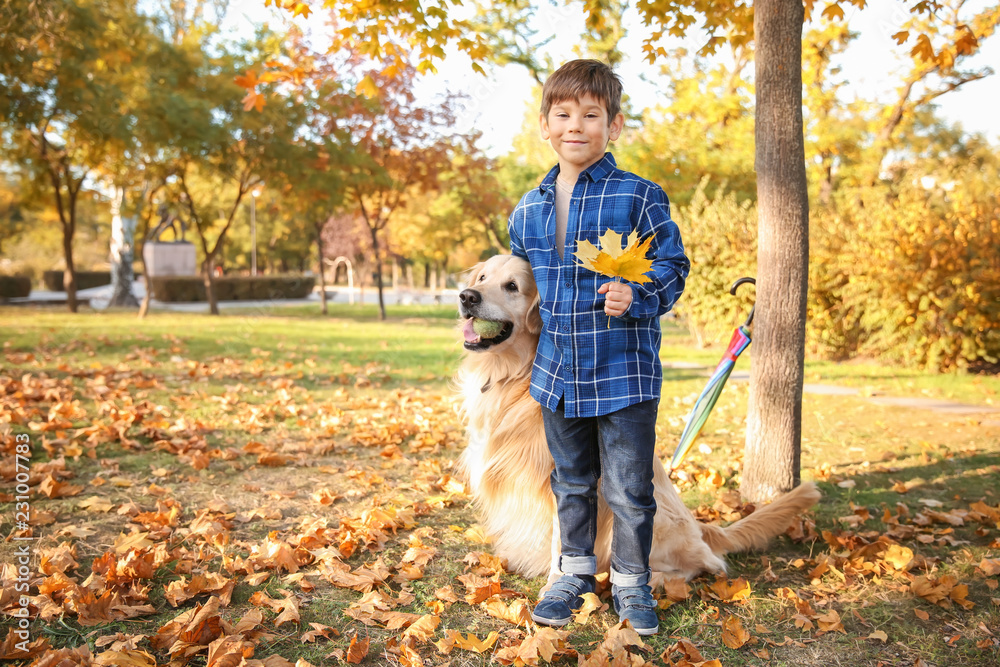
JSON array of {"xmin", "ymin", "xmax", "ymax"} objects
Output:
[
  {"xmin": 504, "ymin": 281, "xmax": 518, "ymax": 292},
  {"xmin": 478, "ymin": 274, "xmax": 486, "ymax": 283}
]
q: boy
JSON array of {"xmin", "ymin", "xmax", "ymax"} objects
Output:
[{"xmin": 507, "ymin": 59, "xmax": 689, "ymax": 636}]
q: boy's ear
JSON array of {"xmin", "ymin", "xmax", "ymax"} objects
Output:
[
  {"xmin": 539, "ymin": 112, "xmax": 550, "ymax": 140},
  {"xmin": 609, "ymin": 112, "xmax": 625, "ymax": 141}
]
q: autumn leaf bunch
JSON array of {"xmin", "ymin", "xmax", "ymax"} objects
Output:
[{"xmin": 573, "ymin": 228, "xmax": 656, "ymax": 285}]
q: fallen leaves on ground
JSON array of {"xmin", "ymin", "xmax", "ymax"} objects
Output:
[{"xmin": 3, "ymin": 335, "xmax": 999, "ymax": 666}]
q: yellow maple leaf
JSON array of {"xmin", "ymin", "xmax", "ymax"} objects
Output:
[
  {"xmin": 573, "ymin": 229, "xmax": 655, "ymax": 284},
  {"xmin": 440, "ymin": 630, "xmax": 499, "ymax": 654}
]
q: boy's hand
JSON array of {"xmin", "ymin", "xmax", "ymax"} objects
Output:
[{"xmin": 598, "ymin": 281, "xmax": 633, "ymax": 317}]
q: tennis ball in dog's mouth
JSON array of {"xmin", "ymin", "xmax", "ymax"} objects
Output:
[{"xmin": 472, "ymin": 318, "xmax": 504, "ymax": 339}]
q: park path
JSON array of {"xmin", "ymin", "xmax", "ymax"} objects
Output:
[
  {"xmin": 7, "ymin": 280, "xmax": 456, "ymax": 311},
  {"xmin": 664, "ymin": 361, "xmax": 1000, "ymax": 427}
]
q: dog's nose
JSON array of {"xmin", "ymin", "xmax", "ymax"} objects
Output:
[{"xmin": 459, "ymin": 289, "xmax": 481, "ymax": 307}]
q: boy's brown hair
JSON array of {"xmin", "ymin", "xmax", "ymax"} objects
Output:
[{"xmin": 541, "ymin": 59, "xmax": 623, "ymax": 124}]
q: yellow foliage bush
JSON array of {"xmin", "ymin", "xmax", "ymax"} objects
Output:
[
  {"xmin": 673, "ymin": 180, "xmax": 758, "ymax": 347},
  {"xmin": 809, "ymin": 181, "xmax": 1000, "ymax": 370},
  {"xmin": 677, "ymin": 177, "xmax": 1000, "ymax": 370}
]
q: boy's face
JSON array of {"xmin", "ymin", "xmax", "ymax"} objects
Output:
[{"xmin": 540, "ymin": 94, "xmax": 624, "ymax": 173}]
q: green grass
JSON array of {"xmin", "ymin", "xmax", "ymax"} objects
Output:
[{"xmin": 1, "ymin": 305, "xmax": 998, "ymax": 667}]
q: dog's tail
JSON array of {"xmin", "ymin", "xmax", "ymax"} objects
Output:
[{"xmin": 698, "ymin": 482, "xmax": 821, "ymax": 556}]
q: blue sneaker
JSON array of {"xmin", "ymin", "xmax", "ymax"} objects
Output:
[
  {"xmin": 531, "ymin": 574, "xmax": 595, "ymax": 627},
  {"xmin": 612, "ymin": 583, "xmax": 658, "ymax": 636}
]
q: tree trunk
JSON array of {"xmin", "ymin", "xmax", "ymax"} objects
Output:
[
  {"xmin": 62, "ymin": 223, "xmax": 78, "ymax": 313},
  {"xmin": 47, "ymin": 160, "xmax": 80, "ymax": 313},
  {"xmin": 317, "ymin": 223, "xmax": 328, "ymax": 316},
  {"xmin": 108, "ymin": 187, "xmax": 139, "ymax": 308},
  {"xmin": 203, "ymin": 258, "xmax": 219, "ymax": 315},
  {"xmin": 138, "ymin": 259, "xmax": 153, "ymax": 319},
  {"xmin": 369, "ymin": 227, "xmax": 386, "ymax": 320},
  {"xmin": 136, "ymin": 191, "xmax": 159, "ymax": 320},
  {"xmin": 741, "ymin": 0, "xmax": 809, "ymax": 503}
]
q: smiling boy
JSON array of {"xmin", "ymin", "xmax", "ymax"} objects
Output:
[{"xmin": 507, "ymin": 59, "xmax": 689, "ymax": 635}]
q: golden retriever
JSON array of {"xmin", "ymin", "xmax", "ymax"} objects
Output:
[{"xmin": 455, "ymin": 254, "xmax": 820, "ymax": 586}]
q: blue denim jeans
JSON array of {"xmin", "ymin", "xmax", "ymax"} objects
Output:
[{"xmin": 542, "ymin": 398, "xmax": 658, "ymax": 583}]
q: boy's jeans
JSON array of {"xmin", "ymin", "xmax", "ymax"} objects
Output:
[{"xmin": 541, "ymin": 398, "xmax": 658, "ymax": 584}]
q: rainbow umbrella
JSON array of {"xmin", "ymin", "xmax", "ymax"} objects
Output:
[{"xmin": 670, "ymin": 277, "xmax": 756, "ymax": 469}]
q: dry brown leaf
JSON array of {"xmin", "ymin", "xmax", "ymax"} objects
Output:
[
  {"xmin": 0, "ymin": 628, "xmax": 50, "ymax": 660},
  {"xmin": 721, "ymin": 614, "xmax": 751, "ymax": 649},
  {"xmin": 113, "ymin": 532, "xmax": 154, "ymax": 553},
  {"xmin": 402, "ymin": 614, "xmax": 440, "ymax": 642},
  {"xmin": 979, "ymin": 558, "xmax": 1000, "ymax": 576},
  {"xmin": 462, "ymin": 551, "xmax": 506, "ymax": 576},
  {"xmin": 494, "ymin": 628, "xmax": 570, "ymax": 666},
  {"xmin": 601, "ymin": 620, "xmax": 647, "ymax": 654},
  {"xmin": 18, "ymin": 646, "xmax": 93, "ymax": 665},
  {"xmin": 346, "ymin": 632, "xmax": 369, "ymax": 664},
  {"xmin": 300, "ymin": 622, "xmax": 339, "ymax": 643},
  {"xmin": 883, "ymin": 544, "xmax": 914, "ymax": 571},
  {"xmin": 395, "ymin": 642, "xmax": 424, "ymax": 667},
  {"xmin": 164, "ymin": 572, "xmax": 235, "ymax": 607},
  {"xmin": 911, "ymin": 573, "xmax": 973, "ymax": 609},
  {"xmin": 706, "ymin": 575, "xmax": 751, "ymax": 602},
  {"xmin": 205, "ymin": 634, "xmax": 255, "ymax": 667},
  {"xmin": 457, "ymin": 573, "xmax": 503, "ymax": 604},
  {"xmin": 37, "ymin": 543, "xmax": 79, "ymax": 575},
  {"xmin": 816, "ymin": 609, "xmax": 846, "ymax": 634},
  {"xmin": 78, "ymin": 495, "xmax": 115, "ymax": 512},
  {"xmin": 660, "ymin": 638, "xmax": 704, "ymax": 664},
  {"xmin": 482, "ymin": 597, "xmax": 533, "ymax": 627},
  {"xmin": 438, "ymin": 630, "xmax": 499, "ymax": 654},
  {"xmin": 868, "ymin": 630, "xmax": 888, "ymax": 642},
  {"xmin": 38, "ymin": 474, "xmax": 84, "ymax": 498},
  {"xmin": 311, "ymin": 488, "xmax": 342, "ymax": 505},
  {"xmin": 659, "ymin": 577, "xmax": 691, "ymax": 603},
  {"xmin": 434, "ymin": 585, "xmax": 459, "ymax": 604},
  {"xmin": 463, "ymin": 525, "xmax": 491, "ymax": 544},
  {"xmin": 572, "ymin": 592, "xmax": 607, "ymax": 625}
]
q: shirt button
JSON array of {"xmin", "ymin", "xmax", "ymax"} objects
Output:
[{"xmin": 564, "ymin": 281, "xmax": 571, "ymax": 287}]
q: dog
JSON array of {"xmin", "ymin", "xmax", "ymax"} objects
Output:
[{"xmin": 455, "ymin": 254, "xmax": 821, "ymax": 587}]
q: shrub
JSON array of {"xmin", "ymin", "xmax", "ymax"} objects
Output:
[
  {"xmin": 676, "ymin": 175, "xmax": 1000, "ymax": 370},
  {"xmin": 0, "ymin": 275, "xmax": 32, "ymax": 299},
  {"xmin": 42, "ymin": 270, "xmax": 112, "ymax": 291},
  {"xmin": 673, "ymin": 180, "xmax": 758, "ymax": 346},
  {"xmin": 809, "ymin": 181, "xmax": 1000, "ymax": 370},
  {"xmin": 149, "ymin": 275, "xmax": 316, "ymax": 302}
]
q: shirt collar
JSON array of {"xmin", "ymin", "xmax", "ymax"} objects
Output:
[{"xmin": 538, "ymin": 152, "xmax": 617, "ymax": 194}]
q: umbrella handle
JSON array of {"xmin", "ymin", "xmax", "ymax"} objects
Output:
[{"xmin": 730, "ymin": 277, "xmax": 756, "ymax": 328}]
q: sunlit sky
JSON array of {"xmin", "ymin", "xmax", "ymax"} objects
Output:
[{"xmin": 221, "ymin": 1, "xmax": 1000, "ymax": 158}]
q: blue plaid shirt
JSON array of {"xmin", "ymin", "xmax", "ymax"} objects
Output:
[{"xmin": 509, "ymin": 153, "xmax": 689, "ymax": 418}]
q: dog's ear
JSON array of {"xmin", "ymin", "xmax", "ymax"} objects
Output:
[
  {"xmin": 525, "ymin": 293, "xmax": 542, "ymax": 335},
  {"xmin": 463, "ymin": 262, "xmax": 485, "ymax": 287}
]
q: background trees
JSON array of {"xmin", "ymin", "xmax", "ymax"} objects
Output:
[{"xmin": 0, "ymin": 0, "xmax": 164, "ymax": 312}]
